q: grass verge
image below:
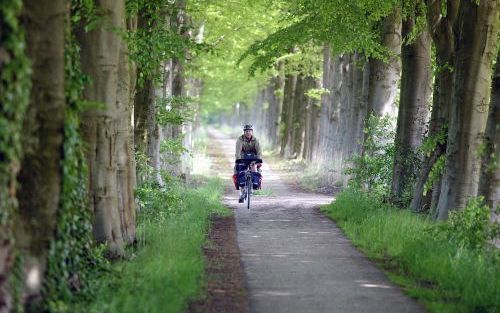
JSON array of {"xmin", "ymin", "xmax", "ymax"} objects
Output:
[
  {"xmin": 73, "ymin": 178, "xmax": 230, "ymax": 313},
  {"xmin": 321, "ymin": 190, "xmax": 500, "ymax": 313}
]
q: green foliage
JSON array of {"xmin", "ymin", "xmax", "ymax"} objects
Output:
[
  {"xmin": 401, "ymin": 0, "xmax": 427, "ymax": 45},
  {"xmin": 73, "ymin": 179, "xmax": 229, "ymax": 313},
  {"xmin": 423, "ymin": 154, "xmax": 445, "ymax": 197},
  {"xmin": 126, "ymin": 0, "xmax": 205, "ymax": 85},
  {"xmin": 134, "ymin": 150, "xmax": 184, "ymax": 214},
  {"xmin": 344, "ymin": 114, "xmax": 395, "ymax": 200},
  {"xmin": 160, "ymin": 137, "xmax": 189, "ymax": 164},
  {"xmin": 420, "ymin": 126, "xmax": 447, "ymax": 197},
  {"xmin": 420, "ymin": 125, "xmax": 447, "ymax": 157},
  {"xmin": 41, "ymin": 6, "xmax": 108, "ymax": 312},
  {"xmin": 70, "ymin": 0, "xmax": 102, "ymax": 32},
  {"xmin": 188, "ymin": 0, "xmax": 281, "ymax": 114},
  {"xmin": 156, "ymin": 96, "xmax": 195, "ymax": 126},
  {"xmin": 239, "ymin": 0, "xmax": 399, "ymax": 74},
  {"xmin": 305, "ymin": 87, "xmax": 329, "ymax": 100},
  {"xmin": 436, "ymin": 197, "xmax": 500, "ymax": 252},
  {"xmin": 0, "ymin": 0, "xmax": 32, "ymax": 224},
  {"xmin": 322, "ymin": 190, "xmax": 500, "ymax": 312},
  {"xmin": 0, "ymin": 2, "xmax": 31, "ymax": 308}
]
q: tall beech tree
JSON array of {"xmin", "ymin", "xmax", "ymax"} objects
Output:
[
  {"xmin": 77, "ymin": 0, "xmax": 127, "ymax": 256},
  {"xmin": 16, "ymin": 0, "xmax": 67, "ymax": 306},
  {"xmin": 410, "ymin": 0, "xmax": 459, "ymax": 212},
  {"xmin": 436, "ymin": 0, "xmax": 499, "ymax": 219},
  {"xmin": 391, "ymin": 2, "xmax": 432, "ymax": 205},
  {"xmin": 478, "ymin": 53, "xmax": 499, "ymax": 210},
  {"xmin": 367, "ymin": 6, "xmax": 402, "ymax": 117},
  {"xmin": 280, "ymin": 72, "xmax": 297, "ymax": 157},
  {"xmin": 116, "ymin": 23, "xmax": 137, "ymax": 244}
]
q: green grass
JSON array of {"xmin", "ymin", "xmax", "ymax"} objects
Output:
[
  {"xmin": 73, "ymin": 178, "xmax": 230, "ymax": 313},
  {"xmin": 321, "ymin": 190, "xmax": 500, "ymax": 313}
]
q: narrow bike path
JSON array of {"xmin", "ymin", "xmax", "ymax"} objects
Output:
[{"xmin": 208, "ymin": 129, "xmax": 425, "ymax": 313}]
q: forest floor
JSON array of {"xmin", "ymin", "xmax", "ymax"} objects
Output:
[{"xmin": 191, "ymin": 128, "xmax": 426, "ymax": 313}]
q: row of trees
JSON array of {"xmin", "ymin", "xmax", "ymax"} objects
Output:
[
  {"xmin": 0, "ymin": 0, "xmax": 203, "ymax": 310},
  {"xmin": 222, "ymin": 0, "xmax": 499, "ymax": 219}
]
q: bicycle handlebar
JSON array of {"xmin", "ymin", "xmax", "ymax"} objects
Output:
[{"xmin": 235, "ymin": 158, "xmax": 263, "ymax": 164}]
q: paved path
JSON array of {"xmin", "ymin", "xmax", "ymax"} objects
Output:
[{"xmin": 208, "ymin": 129, "xmax": 425, "ymax": 313}]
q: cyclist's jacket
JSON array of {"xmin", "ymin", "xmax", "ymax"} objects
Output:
[{"xmin": 235, "ymin": 135, "xmax": 262, "ymax": 159}]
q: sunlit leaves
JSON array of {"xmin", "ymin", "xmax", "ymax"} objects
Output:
[
  {"xmin": 186, "ymin": 0, "xmax": 282, "ymax": 113},
  {"xmin": 240, "ymin": 0, "xmax": 399, "ymax": 73}
]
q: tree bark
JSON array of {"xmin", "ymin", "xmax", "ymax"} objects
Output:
[
  {"xmin": 116, "ymin": 25, "xmax": 136, "ymax": 244},
  {"xmin": 436, "ymin": 0, "xmax": 499, "ymax": 219},
  {"xmin": 367, "ymin": 6, "xmax": 402, "ymax": 117},
  {"xmin": 280, "ymin": 73, "xmax": 297, "ymax": 157},
  {"xmin": 410, "ymin": 0, "xmax": 458, "ymax": 212},
  {"xmin": 134, "ymin": 78, "xmax": 153, "ymax": 161},
  {"xmin": 316, "ymin": 44, "xmax": 334, "ymax": 165},
  {"xmin": 478, "ymin": 52, "xmax": 499, "ymax": 209},
  {"xmin": 78, "ymin": 0, "xmax": 126, "ymax": 255},
  {"xmin": 346, "ymin": 52, "xmax": 369, "ymax": 159},
  {"xmin": 266, "ymin": 72, "xmax": 284, "ymax": 148},
  {"xmin": 16, "ymin": 0, "xmax": 66, "ymax": 306},
  {"xmin": 391, "ymin": 11, "xmax": 432, "ymax": 206},
  {"xmin": 330, "ymin": 55, "xmax": 347, "ymax": 179},
  {"xmin": 302, "ymin": 76, "xmax": 319, "ymax": 161},
  {"xmin": 291, "ymin": 74, "xmax": 306, "ymax": 157}
]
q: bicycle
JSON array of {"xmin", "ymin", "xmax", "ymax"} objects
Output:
[{"xmin": 235, "ymin": 155, "xmax": 263, "ymax": 209}]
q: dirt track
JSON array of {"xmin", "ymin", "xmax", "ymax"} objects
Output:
[{"xmin": 202, "ymin": 129, "xmax": 425, "ymax": 313}]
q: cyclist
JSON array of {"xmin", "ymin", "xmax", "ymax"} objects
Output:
[{"xmin": 233, "ymin": 124, "xmax": 262, "ymax": 203}]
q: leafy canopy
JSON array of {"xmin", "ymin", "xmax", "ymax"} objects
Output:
[
  {"xmin": 187, "ymin": 0, "xmax": 282, "ymax": 114},
  {"xmin": 239, "ymin": 0, "xmax": 399, "ymax": 74}
]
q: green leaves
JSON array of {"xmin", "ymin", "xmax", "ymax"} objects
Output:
[
  {"xmin": 239, "ymin": 0, "xmax": 399, "ymax": 74},
  {"xmin": 439, "ymin": 197, "xmax": 499, "ymax": 252},
  {"xmin": 156, "ymin": 96, "xmax": 195, "ymax": 126},
  {"xmin": 345, "ymin": 114, "xmax": 396, "ymax": 200},
  {"xmin": 188, "ymin": 0, "xmax": 281, "ymax": 113},
  {"xmin": 0, "ymin": 0, "xmax": 32, "ymax": 224}
]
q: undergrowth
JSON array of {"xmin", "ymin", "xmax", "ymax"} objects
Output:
[
  {"xmin": 72, "ymin": 178, "xmax": 229, "ymax": 313},
  {"xmin": 321, "ymin": 190, "xmax": 500, "ymax": 313}
]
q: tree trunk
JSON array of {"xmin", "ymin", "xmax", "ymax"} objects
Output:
[
  {"xmin": 302, "ymin": 76, "xmax": 318, "ymax": 161},
  {"xmin": 316, "ymin": 44, "xmax": 334, "ymax": 165},
  {"xmin": 330, "ymin": 55, "xmax": 347, "ymax": 179},
  {"xmin": 436, "ymin": 0, "xmax": 499, "ymax": 219},
  {"xmin": 291, "ymin": 74, "xmax": 306, "ymax": 158},
  {"xmin": 115, "ymin": 25, "xmax": 136, "ymax": 244},
  {"xmin": 280, "ymin": 73, "xmax": 297, "ymax": 157},
  {"xmin": 134, "ymin": 78, "xmax": 153, "ymax": 162},
  {"xmin": 367, "ymin": 6, "xmax": 402, "ymax": 117},
  {"xmin": 391, "ymin": 11, "xmax": 432, "ymax": 206},
  {"xmin": 410, "ymin": 0, "xmax": 458, "ymax": 212},
  {"xmin": 346, "ymin": 52, "xmax": 369, "ymax": 159},
  {"xmin": 78, "ymin": 0, "xmax": 126, "ymax": 255},
  {"xmin": 16, "ymin": 0, "xmax": 66, "ymax": 306},
  {"xmin": 478, "ymin": 52, "xmax": 500, "ymax": 209},
  {"xmin": 266, "ymin": 72, "xmax": 283, "ymax": 148}
]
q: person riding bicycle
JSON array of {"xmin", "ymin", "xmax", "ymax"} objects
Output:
[{"xmin": 233, "ymin": 124, "xmax": 262, "ymax": 203}]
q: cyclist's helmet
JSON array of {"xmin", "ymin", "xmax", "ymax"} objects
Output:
[{"xmin": 243, "ymin": 124, "xmax": 253, "ymax": 131}]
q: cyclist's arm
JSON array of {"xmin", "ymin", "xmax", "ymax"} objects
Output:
[{"xmin": 235, "ymin": 138, "xmax": 242, "ymax": 160}]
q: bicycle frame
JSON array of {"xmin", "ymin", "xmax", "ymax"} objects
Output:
[{"xmin": 235, "ymin": 156, "xmax": 262, "ymax": 209}]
